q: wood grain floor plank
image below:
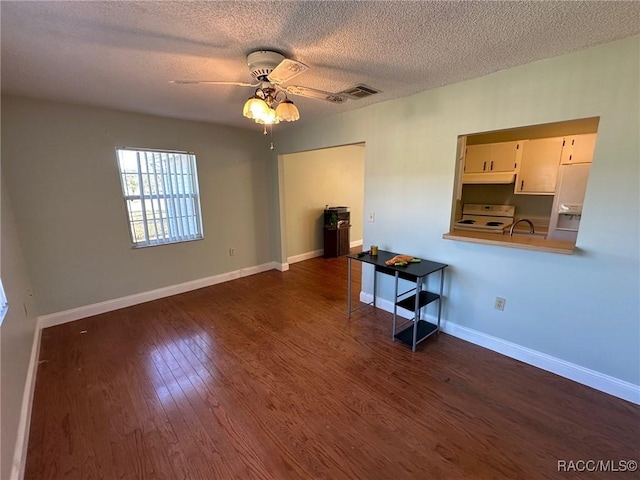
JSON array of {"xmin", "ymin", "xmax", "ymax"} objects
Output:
[
  {"xmin": 157, "ymin": 300, "xmax": 322, "ymax": 479},
  {"xmin": 99, "ymin": 308, "xmax": 190, "ymax": 480},
  {"xmin": 25, "ymin": 252, "xmax": 640, "ymax": 479}
]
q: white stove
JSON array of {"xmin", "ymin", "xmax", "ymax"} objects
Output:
[{"xmin": 454, "ymin": 204, "xmax": 515, "ymax": 233}]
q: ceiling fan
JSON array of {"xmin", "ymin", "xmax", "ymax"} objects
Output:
[{"xmin": 170, "ymin": 50, "xmax": 347, "ymax": 127}]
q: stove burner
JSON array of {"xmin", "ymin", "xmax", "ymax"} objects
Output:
[{"xmin": 453, "ymin": 204, "xmax": 516, "ymax": 233}]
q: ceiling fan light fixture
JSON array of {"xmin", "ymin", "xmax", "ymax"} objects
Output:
[
  {"xmin": 171, "ymin": 49, "xmax": 348, "ymax": 139},
  {"xmin": 275, "ymin": 99, "xmax": 300, "ymax": 122},
  {"xmin": 243, "ymin": 96, "xmax": 269, "ymax": 121},
  {"xmin": 255, "ymin": 107, "xmax": 279, "ymax": 125},
  {"xmin": 244, "ymin": 86, "xmax": 300, "ymax": 125}
]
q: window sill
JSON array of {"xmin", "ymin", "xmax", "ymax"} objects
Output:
[
  {"xmin": 443, "ymin": 231, "xmax": 576, "ymax": 255},
  {"xmin": 131, "ymin": 236, "xmax": 204, "ymax": 249}
]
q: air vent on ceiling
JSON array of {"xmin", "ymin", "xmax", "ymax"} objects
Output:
[{"xmin": 340, "ymin": 84, "xmax": 380, "ymax": 99}]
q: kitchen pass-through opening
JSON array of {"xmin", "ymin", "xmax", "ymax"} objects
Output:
[{"xmin": 447, "ymin": 116, "xmax": 599, "ymax": 251}]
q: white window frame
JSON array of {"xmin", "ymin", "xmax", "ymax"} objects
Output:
[{"xmin": 116, "ymin": 147, "xmax": 204, "ymax": 248}]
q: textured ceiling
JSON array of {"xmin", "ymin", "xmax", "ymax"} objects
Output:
[{"xmin": 2, "ymin": 1, "xmax": 639, "ymax": 130}]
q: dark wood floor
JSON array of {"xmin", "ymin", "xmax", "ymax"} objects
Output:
[{"xmin": 26, "ymin": 253, "xmax": 639, "ymax": 479}]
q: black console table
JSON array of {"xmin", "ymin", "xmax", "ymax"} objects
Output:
[{"xmin": 347, "ymin": 250, "xmax": 448, "ymax": 352}]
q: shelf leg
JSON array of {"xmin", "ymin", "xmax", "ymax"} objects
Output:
[
  {"xmin": 437, "ymin": 268, "xmax": 445, "ymax": 333},
  {"xmin": 347, "ymin": 256, "xmax": 352, "ymax": 318},
  {"xmin": 412, "ymin": 277, "xmax": 421, "ymax": 352},
  {"xmin": 373, "ymin": 264, "xmax": 377, "ymax": 308},
  {"xmin": 392, "ymin": 271, "xmax": 399, "ymax": 340}
]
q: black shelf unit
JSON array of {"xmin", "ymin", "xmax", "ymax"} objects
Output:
[
  {"xmin": 347, "ymin": 250, "xmax": 448, "ymax": 352},
  {"xmin": 394, "ymin": 320, "xmax": 439, "ymax": 346},
  {"xmin": 396, "ymin": 290, "xmax": 440, "ymax": 311},
  {"xmin": 394, "ymin": 290, "xmax": 441, "ymax": 347}
]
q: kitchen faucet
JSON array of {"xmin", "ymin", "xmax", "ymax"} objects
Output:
[{"xmin": 509, "ymin": 219, "xmax": 535, "ymax": 236}]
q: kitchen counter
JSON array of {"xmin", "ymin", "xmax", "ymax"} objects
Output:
[{"xmin": 443, "ymin": 230, "xmax": 575, "ymax": 254}]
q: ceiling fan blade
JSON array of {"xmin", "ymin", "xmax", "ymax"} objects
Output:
[
  {"xmin": 285, "ymin": 85, "xmax": 347, "ymax": 104},
  {"xmin": 267, "ymin": 59, "xmax": 309, "ymax": 85},
  {"xmin": 169, "ymin": 80, "xmax": 260, "ymax": 87}
]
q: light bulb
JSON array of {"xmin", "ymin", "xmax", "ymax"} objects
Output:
[{"xmin": 275, "ymin": 100, "xmax": 300, "ymax": 122}]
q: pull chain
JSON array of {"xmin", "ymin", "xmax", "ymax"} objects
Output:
[
  {"xmin": 262, "ymin": 124, "xmax": 275, "ymax": 150},
  {"xmin": 269, "ymin": 124, "xmax": 274, "ymax": 150}
]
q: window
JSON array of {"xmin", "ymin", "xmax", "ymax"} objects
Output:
[
  {"xmin": 0, "ymin": 278, "xmax": 8, "ymax": 326},
  {"xmin": 116, "ymin": 148, "xmax": 204, "ymax": 247}
]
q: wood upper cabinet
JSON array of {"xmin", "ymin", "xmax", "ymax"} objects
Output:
[
  {"xmin": 560, "ymin": 134, "xmax": 596, "ymax": 165},
  {"xmin": 464, "ymin": 144, "xmax": 491, "ymax": 173},
  {"xmin": 515, "ymin": 137, "xmax": 563, "ymax": 195},
  {"xmin": 490, "ymin": 141, "xmax": 520, "ymax": 172},
  {"xmin": 464, "ymin": 141, "xmax": 519, "ymax": 173}
]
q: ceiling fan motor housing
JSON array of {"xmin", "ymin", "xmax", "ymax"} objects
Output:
[{"xmin": 247, "ymin": 50, "xmax": 284, "ymax": 81}]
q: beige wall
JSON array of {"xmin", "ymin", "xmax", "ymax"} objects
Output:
[
  {"xmin": 282, "ymin": 145, "xmax": 364, "ymax": 259},
  {"xmin": 1, "ymin": 177, "xmax": 39, "ymax": 480},
  {"xmin": 2, "ymin": 96, "xmax": 275, "ymax": 315}
]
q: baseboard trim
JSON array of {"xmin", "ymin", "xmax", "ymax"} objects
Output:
[
  {"xmin": 18, "ymin": 261, "xmax": 281, "ymax": 477},
  {"xmin": 39, "ymin": 261, "xmax": 279, "ymax": 329},
  {"xmin": 287, "ymin": 249, "xmax": 323, "ymax": 265},
  {"xmin": 287, "ymin": 239, "xmax": 364, "ymax": 265},
  {"xmin": 359, "ymin": 292, "xmax": 640, "ymax": 405},
  {"xmin": 275, "ymin": 262, "xmax": 289, "ymax": 272},
  {"xmin": 11, "ymin": 321, "xmax": 43, "ymax": 480}
]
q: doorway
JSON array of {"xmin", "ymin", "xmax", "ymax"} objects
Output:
[{"xmin": 278, "ymin": 143, "xmax": 365, "ymax": 266}]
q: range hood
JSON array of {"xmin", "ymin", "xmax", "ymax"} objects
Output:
[{"xmin": 462, "ymin": 172, "xmax": 516, "ymax": 185}]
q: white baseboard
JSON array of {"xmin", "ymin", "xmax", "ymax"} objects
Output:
[
  {"xmin": 287, "ymin": 249, "xmax": 323, "ymax": 264},
  {"xmin": 11, "ymin": 321, "xmax": 43, "ymax": 480},
  {"xmin": 287, "ymin": 239, "xmax": 363, "ymax": 265},
  {"xmin": 39, "ymin": 261, "xmax": 279, "ymax": 329},
  {"xmin": 275, "ymin": 262, "xmax": 289, "ymax": 272},
  {"xmin": 359, "ymin": 292, "xmax": 640, "ymax": 405},
  {"xmin": 17, "ymin": 261, "xmax": 281, "ymax": 478}
]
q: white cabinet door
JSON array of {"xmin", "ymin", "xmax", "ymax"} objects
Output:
[
  {"xmin": 560, "ymin": 133, "xmax": 597, "ymax": 165},
  {"xmin": 515, "ymin": 138, "xmax": 563, "ymax": 194},
  {"xmin": 464, "ymin": 144, "xmax": 491, "ymax": 173}
]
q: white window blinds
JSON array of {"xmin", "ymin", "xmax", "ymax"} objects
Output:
[
  {"xmin": 0, "ymin": 278, "xmax": 8, "ymax": 325},
  {"xmin": 116, "ymin": 148, "xmax": 204, "ymax": 247}
]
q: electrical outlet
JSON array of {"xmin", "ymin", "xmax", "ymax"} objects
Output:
[
  {"xmin": 368, "ymin": 212, "xmax": 375, "ymax": 223},
  {"xmin": 494, "ymin": 297, "xmax": 506, "ymax": 311},
  {"xmin": 229, "ymin": 248, "xmax": 236, "ymax": 256}
]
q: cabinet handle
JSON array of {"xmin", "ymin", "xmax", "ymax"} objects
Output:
[
  {"xmin": 520, "ymin": 180, "xmax": 524, "ymax": 190},
  {"xmin": 483, "ymin": 161, "xmax": 487, "ymax": 171},
  {"xmin": 490, "ymin": 161, "xmax": 494, "ymax": 171}
]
